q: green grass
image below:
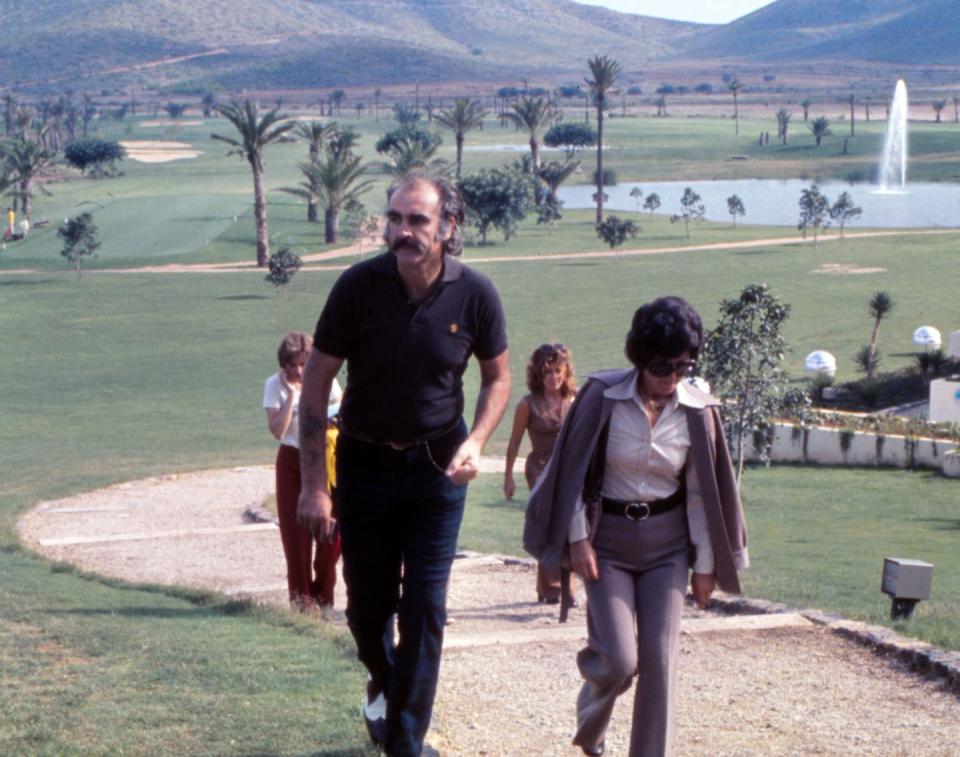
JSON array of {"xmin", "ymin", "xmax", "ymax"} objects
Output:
[{"xmin": 460, "ymin": 465, "xmax": 960, "ymax": 651}]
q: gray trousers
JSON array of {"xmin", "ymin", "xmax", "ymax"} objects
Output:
[{"xmin": 572, "ymin": 506, "xmax": 689, "ymax": 757}]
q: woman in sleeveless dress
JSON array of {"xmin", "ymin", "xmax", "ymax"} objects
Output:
[{"xmin": 504, "ymin": 343, "xmax": 577, "ymax": 604}]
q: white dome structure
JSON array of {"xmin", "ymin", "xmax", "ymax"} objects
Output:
[
  {"xmin": 912, "ymin": 326, "xmax": 942, "ymax": 348},
  {"xmin": 804, "ymin": 350, "xmax": 837, "ymax": 377}
]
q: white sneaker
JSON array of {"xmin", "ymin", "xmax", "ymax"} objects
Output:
[{"xmin": 364, "ymin": 675, "xmax": 386, "ymax": 747}]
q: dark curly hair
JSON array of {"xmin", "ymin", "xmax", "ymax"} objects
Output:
[
  {"xmin": 526, "ymin": 343, "xmax": 576, "ymax": 397},
  {"xmin": 625, "ymin": 296, "xmax": 703, "ymax": 368},
  {"xmin": 385, "ymin": 170, "xmax": 465, "ymax": 257}
]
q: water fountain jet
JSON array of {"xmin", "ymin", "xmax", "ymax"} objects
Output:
[{"xmin": 878, "ymin": 80, "xmax": 908, "ymax": 192}]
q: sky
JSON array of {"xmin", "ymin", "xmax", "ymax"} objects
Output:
[{"xmin": 573, "ymin": 0, "xmax": 777, "ymax": 25}]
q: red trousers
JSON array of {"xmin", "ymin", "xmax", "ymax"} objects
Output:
[{"xmin": 275, "ymin": 444, "xmax": 341, "ymax": 607}]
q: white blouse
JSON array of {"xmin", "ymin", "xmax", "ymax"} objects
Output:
[{"xmin": 568, "ymin": 370, "xmax": 714, "ymax": 574}]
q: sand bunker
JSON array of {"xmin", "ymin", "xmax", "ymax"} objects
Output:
[
  {"xmin": 139, "ymin": 119, "xmax": 205, "ymax": 127},
  {"xmin": 812, "ymin": 262, "xmax": 887, "ymax": 275},
  {"xmin": 121, "ymin": 140, "xmax": 202, "ymax": 163}
]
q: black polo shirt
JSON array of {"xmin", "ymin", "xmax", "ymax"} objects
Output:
[{"xmin": 313, "ymin": 251, "xmax": 508, "ymax": 442}]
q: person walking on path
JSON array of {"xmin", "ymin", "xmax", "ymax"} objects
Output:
[
  {"xmin": 504, "ymin": 343, "xmax": 577, "ymax": 606},
  {"xmin": 263, "ymin": 331, "xmax": 343, "ymax": 609},
  {"xmin": 524, "ymin": 297, "xmax": 748, "ymax": 757},
  {"xmin": 297, "ymin": 171, "xmax": 511, "ymax": 757}
]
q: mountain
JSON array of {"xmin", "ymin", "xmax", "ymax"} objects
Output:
[
  {"xmin": 0, "ymin": 0, "xmax": 702, "ymax": 93},
  {"xmin": 682, "ymin": 0, "xmax": 960, "ymax": 64},
  {"xmin": 3, "ymin": 0, "xmax": 959, "ymax": 95}
]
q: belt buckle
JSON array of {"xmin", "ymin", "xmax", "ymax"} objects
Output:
[{"xmin": 625, "ymin": 501, "xmax": 650, "ymax": 521}]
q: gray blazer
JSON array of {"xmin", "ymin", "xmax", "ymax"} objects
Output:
[{"xmin": 522, "ymin": 368, "xmax": 749, "ymax": 594}]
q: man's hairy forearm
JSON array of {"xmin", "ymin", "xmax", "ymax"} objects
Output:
[{"xmin": 469, "ymin": 370, "xmax": 511, "ymax": 448}]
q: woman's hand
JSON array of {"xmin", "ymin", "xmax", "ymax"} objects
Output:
[
  {"xmin": 503, "ymin": 473, "xmax": 516, "ymax": 500},
  {"xmin": 570, "ymin": 539, "xmax": 599, "ymax": 581},
  {"xmin": 691, "ymin": 572, "xmax": 717, "ymax": 609}
]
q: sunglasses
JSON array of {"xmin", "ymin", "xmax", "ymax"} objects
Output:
[{"xmin": 644, "ymin": 359, "xmax": 697, "ymax": 378}]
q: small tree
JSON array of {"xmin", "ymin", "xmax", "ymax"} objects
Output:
[
  {"xmin": 643, "ymin": 192, "xmax": 661, "ymax": 217},
  {"xmin": 726, "ymin": 194, "xmax": 745, "ymax": 228},
  {"xmin": 543, "ymin": 122, "xmax": 597, "ymax": 159},
  {"xmin": 798, "ymin": 184, "xmax": 830, "ymax": 245},
  {"xmin": 58, "ymin": 212, "xmax": 100, "ymax": 280},
  {"xmin": 264, "ymin": 246, "xmax": 302, "ymax": 294},
  {"xmin": 932, "ymin": 99, "xmax": 947, "ymax": 123},
  {"xmin": 670, "ymin": 187, "xmax": 705, "ymax": 238},
  {"xmin": 459, "ymin": 168, "xmax": 533, "ymax": 244},
  {"xmin": 808, "ymin": 116, "xmax": 832, "ymax": 147},
  {"xmin": 64, "ymin": 138, "xmax": 126, "ymax": 177},
  {"xmin": 830, "ymin": 191, "xmax": 862, "ymax": 237},
  {"xmin": 702, "ymin": 283, "xmax": 792, "ymax": 481},
  {"xmin": 728, "ymin": 76, "xmax": 743, "ymax": 135},
  {"xmin": 866, "ymin": 290, "xmax": 893, "ymax": 380},
  {"xmin": 630, "ymin": 186, "xmax": 643, "ymax": 212},
  {"xmin": 164, "ymin": 102, "xmax": 189, "ymax": 119},
  {"xmin": 595, "ymin": 215, "xmax": 638, "ymax": 253}
]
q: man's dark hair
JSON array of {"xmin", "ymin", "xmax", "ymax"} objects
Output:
[
  {"xmin": 386, "ymin": 171, "xmax": 464, "ymax": 257},
  {"xmin": 625, "ymin": 296, "xmax": 703, "ymax": 367}
]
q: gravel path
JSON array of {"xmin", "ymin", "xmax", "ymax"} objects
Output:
[{"xmin": 17, "ymin": 467, "xmax": 960, "ymax": 756}]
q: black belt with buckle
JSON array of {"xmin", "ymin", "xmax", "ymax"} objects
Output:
[
  {"xmin": 341, "ymin": 422, "xmax": 460, "ymax": 451},
  {"xmin": 601, "ymin": 489, "xmax": 684, "ymax": 521}
]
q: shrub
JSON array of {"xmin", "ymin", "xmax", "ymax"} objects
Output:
[
  {"xmin": 916, "ymin": 348, "xmax": 948, "ymax": 379},
  {"xmin": 264, "ymin": 246, "xmax": 302, "ymax": 293},
  {"xmin": 853, "ymin": 345, "xmax": 875, "ymax": 375},
  {"xmin": 592, "ymin": 167, "xmax": 617, "ymax": 187}
]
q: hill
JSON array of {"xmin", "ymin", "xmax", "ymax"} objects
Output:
[
  {"xmin": 682, "ymin": 0, "xmax": 960, "ymax": 65},
  {"xmin": 0, "ymin": 0, "xmax": 701, "ymax": 93}
]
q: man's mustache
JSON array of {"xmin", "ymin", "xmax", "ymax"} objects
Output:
[{"xmin": 390, "ymin": 238, "xmax": 427, "ymax": 254}]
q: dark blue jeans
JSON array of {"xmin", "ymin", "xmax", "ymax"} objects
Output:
[{"xmin": 336, "ymin": 422, "xmax": 468, "ymax": 757}]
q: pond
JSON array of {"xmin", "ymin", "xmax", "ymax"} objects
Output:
[{"xmin": 557, "ymin": 179, "xmax": 960, "ymax": 229}]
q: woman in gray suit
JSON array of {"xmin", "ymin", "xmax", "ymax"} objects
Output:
[{"xmin": 523, "ymin": 296, "xmax": 749, "ymax": 757}]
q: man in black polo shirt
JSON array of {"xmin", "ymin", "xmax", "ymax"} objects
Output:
[{"xmin": 298, "ymin": 171, "xmax": 510, "ymax": 757}]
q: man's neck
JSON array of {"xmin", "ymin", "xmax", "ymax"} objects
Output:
[{"xmin": 398, "ymin": 255, "xmax": 444, "ymax": 302}]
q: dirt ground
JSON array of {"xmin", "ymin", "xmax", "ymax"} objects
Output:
[{"xmin": 17, "ymin": 466, "xmax": 960, "ymax": 756}]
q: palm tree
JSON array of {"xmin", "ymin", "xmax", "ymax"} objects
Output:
[
  {"xmin": 808, "ymin": 116, "xmax": 832, "ymax": 147},
  {"xmin": 586, "ymin": 54, "xmax": 622, "ymax": 223},
  {"xmin": 505, "ymin": 96, "xmax": 558, "ymax": 205},
  {"xmin": 867, "ymin": 291, "xmax": 893, "ymax": 380},
  {"xmin": 211, "ymin": 100, "xmax": 294, "ymax": 267},
  {"xmin": 932, "ymin": 99, "xmax": 947, "ymax": 123},
  {"xmin": 800, "ymin": 99, "xmax": 811, "ymax": 122},
  {"xmin": 4, "ymin": 138, "xmax": 57, "ymax": 220},
  {"xmin": 434, "ymin": 98, "xmax": 486, "ymax": 179},
  {"xmin": 295, "ymin": 120, "xmax": 334, "ymax": 161},
  {"xmin": 538, "ymin": 159, "xmax": 580, "ymax": 205},
  {"xmin": 728, "ymin": 76, "xmax": 743, "ymax": 135},
  {"xmin": 381, "ymin": 133, "xmax": 447, "ymax": 176},
  {"xmin": 2, "ymin": 92, "xmax": 16, "ymax": 138},
  {"xmin": 278, "ymin": 161, "xmax": 324, "ymax": 223},
  {"xmin": 311, "ymin": 148, "xmax": 374, "ymax": 243}
]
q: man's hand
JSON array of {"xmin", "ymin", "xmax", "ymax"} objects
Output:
[
  {"xmin": 570, "ymin": 539, "xmax": 599, "ymax": 581},
  {"xmin": 691, "ymin": 572, "xmax": 717, "ymax": 609},
  {"xmin": 446, "ymin": 436, "xmax": 481, "ymax": 485},
  {"xmin": 298, "ymin": 487, "xmax": 336, "ymax": 543}
]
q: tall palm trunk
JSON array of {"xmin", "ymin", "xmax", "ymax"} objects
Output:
[
  {"xmin": 308, "ymin": 196, "xmax": 318, "ymax": 223},
  {"xmin": 455, "ymin": 133, "xmax": 464, "ymax": 179},
  {"xmin": 595, "ymin": 100, "xmax": 604, "ymax": 223},
  {"xmin": 867, "ymin": 318, "xmax": 882, "ymax": 381},
  {"xmin": 325, "ymin": 205, "xmax": 340, "ymax": 244},
  {"xmin": 250, "ymin": 157, "xmax": 269, "ymax": 267},
  {"xmin": 529, "ymin": 137, "xmax": 542, "ymax": 205},
  {"xmin": 21, "ymin": 176, "xmax": 33, "ymax": 220}
]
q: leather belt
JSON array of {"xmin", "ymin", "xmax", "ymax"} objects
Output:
[
  {"xmin": 341, "ymin": 422, "xmax": 459, "ymax": 451},
  {"xmin": 601, "ymin": 489, "xmax": 684, "ymax": 521}
]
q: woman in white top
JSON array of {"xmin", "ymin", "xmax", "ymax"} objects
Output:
[{"xmin": 263, "ymin": 331, "xmax": 342, "ymax": 608}]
